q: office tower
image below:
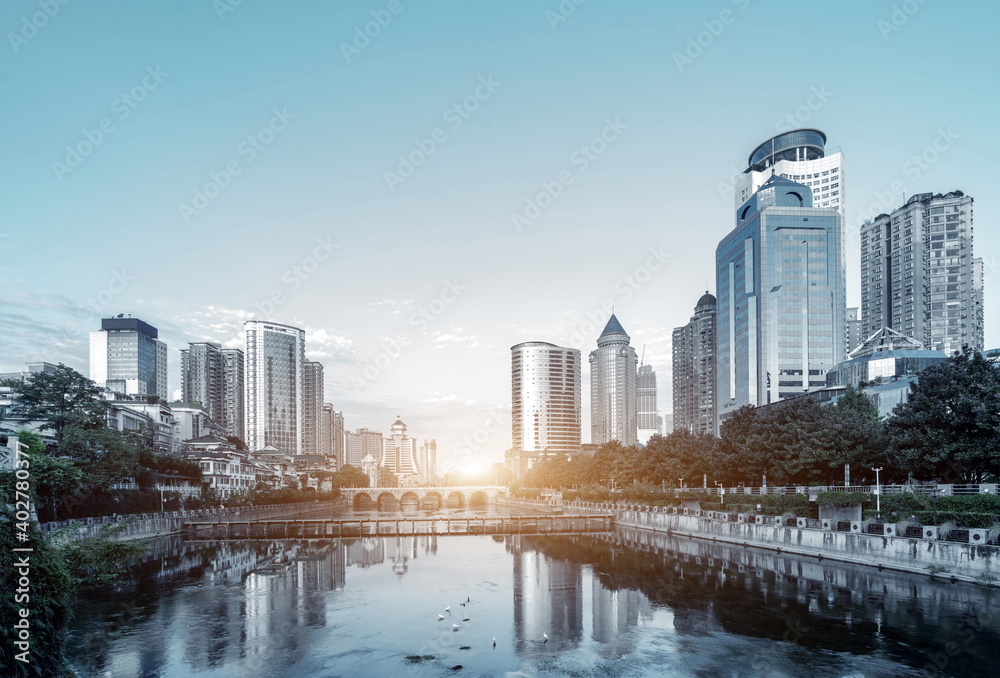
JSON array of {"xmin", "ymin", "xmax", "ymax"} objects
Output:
[
  {"xmin": 89, "ymin": 316, "xmax": 167, "ymax": 400},
  {"xmin": 244, "ymin": 320, "xmax": 305, "ymax": 453},
  {"xmin": 380, "ymin": 418, "xmax": 421, "ymax": 479},
  {"xmin": 180, "ymin": 342, "xmax": 223, "ymax": 423},
  {"xmin": 636, "ymin": 363, "xmax": 658, "ymax": 445},
  {"xmin": 716, "ymin": 174, "xmax": 846, "ymax": 427},
  {"xmin": 321, "ymin": 403, "xmax": 344, "ymax": 466},
  {"xmin": 672, "ymin": 292, "xmax": 718, "ymax": 436},
  {"xmin": 860, "ymin": 191, "xmax": 983, "ymax": 354},
  {"xmin": 846, "ymin": 307, "xmax": 862, "ymax": 355},
  {"xmin": 221, "ymin": 348, "xmax": 244, "ymax": 442},
  {"xmin": 589, "ymin": 315, "xmax": 638, "ymax": 447},
  {"xmin": 510, "ymin": 342, "xmax": 582, "ymax": 479},
  {"xmin": 735, "ymin": 129, "xmax": 845, "ymax": 216},
  {"xmin": 420, "ymin": 439, "xmax": 437, "ymax": 479},
  {"xmin": 345, "ymin": 428, "xmax": 383, "ymax": 467},
  {"xmin": 302, "ymin": 361, "xmax": 324, "ymax": 456}
]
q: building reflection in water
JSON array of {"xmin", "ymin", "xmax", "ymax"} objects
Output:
[{"xmin": 508, "ymin": 535, "xmax": 584, "ymax": 656}]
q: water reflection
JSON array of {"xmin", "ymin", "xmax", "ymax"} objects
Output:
[{"xmin": 66, "ymin": 527, "xmax": 1000, "ymax": 677}]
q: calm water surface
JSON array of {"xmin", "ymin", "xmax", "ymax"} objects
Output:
[{"xmin": 65, "ymin": 510, "xmax": 1000, "ymax": 677}]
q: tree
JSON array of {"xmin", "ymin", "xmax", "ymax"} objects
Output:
[
  {"xmin": 886, "ymin": 348, "xmax": 1000, "ymax": 483},
  {"xmin": 227, "ymin": 435, "xmax": 248, "ymax": 451},
  {"xmin": 4, "ymin": 364, "xmax": 107, "ymax": 441},
  {"xmin": 330, "ymin": 464, "xmax": 369, "ymax": 488}
]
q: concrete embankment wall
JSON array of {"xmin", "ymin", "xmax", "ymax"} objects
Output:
[
  {"xmin": 571, "ymin": 501, "xmax": 998, "ymax": 584},
  {"xmin": 44, "ymin": 500, "xmax": 347, "ymax": 543}
]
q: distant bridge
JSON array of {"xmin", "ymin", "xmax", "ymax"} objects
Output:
[{"xmin": 339, "ymin": 486, "xmax": 505, "ymax": 511}]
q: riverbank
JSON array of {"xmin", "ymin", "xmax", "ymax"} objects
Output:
[
  {"xmin": 43, "ymin": 500, "xmax": 348, "ymax": 543},
  {"xmin": 505, "ymin": 498, "xmax": 1000, "ymax": 586}
]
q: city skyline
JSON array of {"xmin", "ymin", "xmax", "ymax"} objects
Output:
[{"xmin": 3, "ymin": 2, "xmax": 999, "ymax": 471}]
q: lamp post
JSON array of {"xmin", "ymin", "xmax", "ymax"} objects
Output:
[
  {"xmin": 872, "ymin": 467, "xmax": 883, "ymax": 518},
  {"xmin": 714, "ymin": 481, "xmax": 724, "ymax": 505}
]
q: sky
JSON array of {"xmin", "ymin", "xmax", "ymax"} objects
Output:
[{"xmin": 2, "ymin": 1, "xmax": 998, "ymax": 474}]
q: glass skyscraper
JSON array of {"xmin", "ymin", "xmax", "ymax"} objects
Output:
[
  {"xmin": 89, "ymin": 316, "xmax": 167, "ymax": 401},
  {"xmin": 589, "ymin": 315, "xmax": 637, "ymax": 447},
  {"xmin": 636, "ymin": 364, "xmax": 658, "ymax": 445},
  {"xmin": 244, "ymin": 320, "xmax": 305, "ymax": 454},
  {"xmin": 716, "ymin": 174, "xmax": 846, "ymax": 428}
]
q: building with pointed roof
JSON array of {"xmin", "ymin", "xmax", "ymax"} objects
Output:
[
  {"xmin": 380, "ymin": 418, "xmax": 422, "ymax": 481},
  {"xmin": 589, "ymin": 314, "xmax": 638, "ymax": 446}
]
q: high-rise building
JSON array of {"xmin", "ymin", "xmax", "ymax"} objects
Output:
[
  {"xmin": 419, "ymin": 439, "xmax": 437, "ymax": 480},
  {"xmin": 180, "ymin": 342, "xmax": 223, "ymax": 424},
  {"xmin": 846, "ymin": 307, "xmax": 862, "ymax": 355},
  {"xmin": 672, "ymin": 292, "xmax": 717, "ymax": 436},
  {"xmin": 221, "ymin": 348, "xmax": 244, "ymax": 442},
  {"xmin": 321, "ymin": 403, "xmax": 344, "ymax": 467},
  {"xmin": 636, "ymin": 363, "xmax": 658, "ymax": 445},
  {"xmin": 509, "ymin": 342, "xmax": 582, "ymax": 479},
  {"xmin": 302, "ymin": 361, "xmax": 324, "ymax": 456},
  {"xmin": 860, "ymin": 191, "xmax": 983, "ymax": 354},
  {"xmin": 244, "ymin": 320, "xmax": 305, "ymax": 454},
  {"xmin": 380, "ymin": 418, "xmax": 421, "ymax": 480},
  {"xmin": 735, "ymin": 129, "xmax": 845, "ymax": 217},
  {"xmin": 89, "ymin": 316, "xmax": 167, "ymax": 401},
  {"xmin": 717, "ymin": 174, "xmax": 846, "ymax": 428},
  {"xmin": 589, "ymin": 315, "xmax": 637, "ymax": 447},
  {"xmin": 345, "ymin": 428, "xmax": 383, "ymax": 467}
]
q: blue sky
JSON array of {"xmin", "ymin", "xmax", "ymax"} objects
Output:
[{"xmin": 2, "ymin": 1, "xmax": 998, "ymax": 472}]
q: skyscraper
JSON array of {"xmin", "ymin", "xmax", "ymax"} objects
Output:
[
  {"xmin": 221, "ymin": 348, "xmax": 244, "ymax": 442},
  {"xmin": 636, "ymin": 363, "xmax": 658, "ymax": 445},
  {"xmin": 717, "ymin": 174, "xmax": 846, "ymax": 428},
  {"xmin": 180, "ymin": 342, "xmax": 223, "ymax": 423},
  {"xmin": 345, "ymin": 428, "xmax": 383, "ymax": 467},
  {"xmin": 321, "ymin": 403, "xmax": 344, "ymax": 467},
  {"xmin": 419, "ymin": 439, "xmax": 436, "ymax": 480},
  {"xmin": 860, "ymin": 191, "xmax": 983, "ymax": 354},
  {"xmin": 735, "ymin": 129, "xmax": 845, "ymax": 216},
  {"xmin": 510, "ymin": 342, "xmax": 582, "ymax": 479},
  {"xmin": 846, "ymin": 307, "xmax": 862, "ymax": 354},
  {"xmin": 244, "ymin": 320, "xmax": 305, "ymax": 454},
  {"xmin": 589, "ymin": 315, "xmax": 637, "ymax": 447},
  {"xmin": 672, "ymin": 292, "xmax": 717, "ymax": 436},
  {"xmin": 89, "ymin": 316, "xmax": 167, "ymax": 400},
  {"xmin": 380, "ymin": 418, "xmax": 421, "ymax": 480},
  {"xmin": 302, "ymin": 361, "xmax": 324, "ymax": 456}
]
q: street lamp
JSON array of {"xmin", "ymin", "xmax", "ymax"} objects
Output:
[
  {"xmin": 872, "ymin": 467, "xmax": 883, "ymax": 518},
  {"xmin": 714, "ymin": 481, "xmax": 724, "ymax": 505}
]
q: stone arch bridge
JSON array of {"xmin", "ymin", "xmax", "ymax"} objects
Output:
[{"xmin": 340, "ymin": 486, "xmax": 505, "ymax": 511}]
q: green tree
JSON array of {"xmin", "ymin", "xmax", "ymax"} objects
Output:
[
  {"xmin": 886, "ymin": 348, "xmax": 1000, "ymax": 483},
  {"xmin": 3, "ymin": 363, "xmax": 107, "ymax": 441},
  {"xmin": 330, "ymin": 464, "xmax": 369, "ymax": 488}
]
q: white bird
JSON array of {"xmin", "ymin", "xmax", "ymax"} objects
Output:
[
  {"xmin": 542, "ymin": 633, "xmax": 548, "ymax": 643},
  {"xmin": 445, "ymin": 605, "xmax": 451, "ymax": 614},
  {"xmin": 493, "ymin": 637, "xmax": 497, "ymax": 649},
  {"xmin": 452, "ymin": 624, "xmax": 460, "ymax": 632},
  {"xmin": 438, "ymin": 614, "xmax": 445, "ymax": 620}
]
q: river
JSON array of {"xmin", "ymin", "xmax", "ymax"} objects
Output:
[{"xmin": 65, "ymin": 508, "xmax": 1000, "ymax": 677}]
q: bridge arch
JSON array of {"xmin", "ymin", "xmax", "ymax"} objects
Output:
[
  {"xmin": 469, "ymin": 491, "xmax": 489, "ymax": 508},
  {"xmin": 353, "ymin": 492, "xmax": 374, "ymax": 510},
  {"xmin": 447, "ymin": 491, "xmax": 466, "ymax": 509},
  {"xmin": 421, "ymin": 492, "xmax": 442, "ymax": 510},
  {"xmin": 399, "ymin": 492, "xmax": 420, "ymax": 511},
  {"xmin": 377, "ymin": 492, "xmax": 398, "ymax": 511}
]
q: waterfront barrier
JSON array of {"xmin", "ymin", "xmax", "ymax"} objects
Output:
[
  {"xmin": 558, "ymin": 501, "xmax": 999, "ymax": 584},
  {"xmin": 182, "ymin": 513, "xmax": 613, "ymax": 540}
]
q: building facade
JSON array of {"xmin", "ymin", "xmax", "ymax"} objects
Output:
[
  {"xmin": 589, "ymin": 315, "xmax": 637, "ymax": 447},
  {"xmin": 221, "ymin": 348, "xmax": 245, "ymax": 442},
  {"xmin": 636, "ymin": 364, "xmax": 658, "ymax": 445},
  {"xmin": 510, "ymin": 341, "xmax": 582, "ymax": 478},
  {"xmin": 89, "ymin": 316, "xmax": 167, "ymax": 401},
  {"xmin": 846, "ymin": 307, "xmax": 862, "ymax": 355},
  {"xmin": 735, "ymin": 128, "xmax": 845, "ymax": 216},
  {"xmin": 321, "ymin": 403, "xmax": 344, "ymax": 467},
  {"xmin": 716, "ymin": 174, "xmax": 846, "ymax": 428},
  {"xmin": 180, "ymin": 342, "xmax": 223, "ymax": 424},
  {"xmin": 345, "ymin": 427, "xmax": 383, "ymax": 467},
  {"xmin": 301, "ymin": 361, "xmax": 324, "ymax": 456},
  {"xmin": 672, "ymin": 292, "xmax": 717, "ymax": 436},
  {"xmin": 860, "ymin": 191, "xmax": 983, "ymax": 355},
  {"xmin": 380, "ymin": 418, "xmax": 421, "ymax": 480},
  {"xmin": 244, "ymin": 320, "xmax": 306, "ymax": 454}
]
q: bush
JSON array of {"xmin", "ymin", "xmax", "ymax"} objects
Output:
[{"xmin": 912, "ymin": 511, "xmax": 999, "ymax": 529}]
